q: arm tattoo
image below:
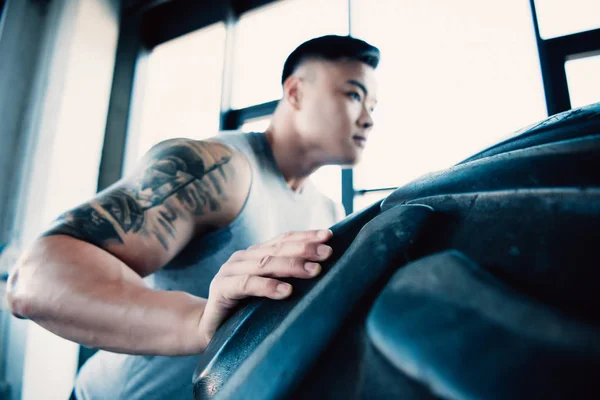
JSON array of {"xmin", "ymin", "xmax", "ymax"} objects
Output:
[{"xmin": 44, "ymin": 141, "xmax": 235, "ymax": 250}]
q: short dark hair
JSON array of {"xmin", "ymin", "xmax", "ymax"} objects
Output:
[{"xmin": 281, "ymin": 35, "xmax": 380, "ymax": 85}]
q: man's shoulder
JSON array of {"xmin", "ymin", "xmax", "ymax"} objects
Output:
[
  {"xmin": 144, "ymin": 137, "xmax": 247, "ymax": 168},
  {"xmin": 205, "ymin": 131, "xmax": 263, "ymax": 156},
  {"xmin": 137, "ymin": 138, "xmax": 252, "ymax": 204},
  {"xmin": 143, "ymin": 136, "xmax": 252, "ymax": 225}
]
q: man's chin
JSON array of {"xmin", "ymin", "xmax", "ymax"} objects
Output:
[
  {"xmin": 340, "ymin": 152, "xmax": 362, "ymax": 167},
  {"xmin": 323, "ymin": 147, "xmax": 363, "ymax": 167}
]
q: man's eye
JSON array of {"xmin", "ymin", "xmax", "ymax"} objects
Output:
[{"xmin": 347, "ymin": 92, "xmax": 361, "ymax": 102}]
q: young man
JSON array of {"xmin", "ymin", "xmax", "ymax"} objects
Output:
[{"xmin": 8, "ymin": 35, "xmax": 379, "ymax": 399}]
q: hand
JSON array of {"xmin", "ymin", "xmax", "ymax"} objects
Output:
[{"xmin": 198, "ymin": 229, "xmax": 334, "ymax": 346}]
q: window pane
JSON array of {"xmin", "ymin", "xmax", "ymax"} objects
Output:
[
  {"xmin": 565, "ymin": 54, "xmax": 600, "ymax": 108},
  {"xmin": 534, "ymin": 0, "xmax": 600, "ymax": 39},
  {"xmin": 351, "ymin": 0, "xmax": 546, "ymax": 190},
  {"xmin": 232, "ymin": 0, "xmax": 348, "ymax": 109},
  {"xmin": 353, "ymin": 190, "xmax": 394, "ymax": 213},
  {"xmin": 126, "ymin": 23, "xmax": 226, "ymax": 171},
  {"xmin": 311, "ymin": 166, "xmax": 342, "ymax": 204}
]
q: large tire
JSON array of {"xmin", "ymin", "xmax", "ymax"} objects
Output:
[{"xmin": 193, "ymin": 102, "xmax": 600, "ymax": 400}]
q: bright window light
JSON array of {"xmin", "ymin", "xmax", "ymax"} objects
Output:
[
  {"xmin": 354, "ymin": 190, "xmax": 394, "ymax": 213},
  {"xmin": 534, "ymin": 0, "xmax": 600, "ymax": 39},
  {"xmin": 311, "ymin": 166, "xmax": 342, "ymax": 204},
  {"xmin": 126, "ymin": 23, "xmax": 226, "ymax": 169},
  {"xmin": 232, "ymin": 0, "xmax": 348, "ymax": 109},
  {"xmin": 565, "ymin": 54, "xmax": 600, "ymax": 108},
  {"xmin": 351, "ymin": 0, "xmax": 547, "ymax": 190}
]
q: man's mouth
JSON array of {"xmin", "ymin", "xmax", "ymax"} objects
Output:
[{"xmin": 352, "ymin": 136, "xmax": 367, "ymax": 148}]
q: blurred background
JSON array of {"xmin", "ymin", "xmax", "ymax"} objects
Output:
[{"xmin": 0, "ymin": 0, "xmax": 598, "ymax": 398}]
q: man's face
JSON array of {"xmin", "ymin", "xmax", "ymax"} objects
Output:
[{"xmin": 292, "ymin": 59, "xmax": 378, "ymax": 166}]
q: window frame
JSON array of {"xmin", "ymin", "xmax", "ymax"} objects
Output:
[{"xmin": 529, "ymin": 0, "xmax": 600, "ymax": 115}]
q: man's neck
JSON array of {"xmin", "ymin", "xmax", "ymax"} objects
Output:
[{"xmin": 263, "ymin": 124, "xmax": 320, "ymax": 193}]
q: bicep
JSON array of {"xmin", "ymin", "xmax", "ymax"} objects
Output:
[
  {"xmin": 43, "ymin": 188, "xmax": 192, "ymax": 276},
  {"xmin": 43, "ymin": 139, "xmax": 250, "ymax": 276}
]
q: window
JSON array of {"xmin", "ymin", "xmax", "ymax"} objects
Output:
[
  {"xmin": 534, "ymin": 0, "xmax": 600, "ymax": 39},
  {"xmin": 311, "ymin": 166, "xmax": 342, "ymax": 204},
  {"xmin": 351, "ymin": 0, "xmax": 546, "ymax": 191},
  {"xmin": 231, "ymin": 0, "xmax": 348, "ymax": 109},
  {"xmin": 13, "ymin": 1, "xmax": 120, "ymax": 398},
  {"xmin": 353, "ymin": 189, "xmax": 394, "ymax": 213},
  {"xmin": 565, "ymin": 54, "xmax": 600, "ymax": 108},
  {"xmin": 125, "ymin": 23, "xmax": 226, "ymax": 171}
]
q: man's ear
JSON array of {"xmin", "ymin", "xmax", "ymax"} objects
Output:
[{"xmin": 283, "ymin": 75, "xmax": 303, "ymax": 110}]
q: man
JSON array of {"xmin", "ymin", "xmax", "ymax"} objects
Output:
[{"xmin": 8, "ymin": 35, "xmax": 379, "ymax": 399}]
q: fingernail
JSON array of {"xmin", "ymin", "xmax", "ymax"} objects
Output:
[
  {"xmin": 318, "ymin": 230, "xmax": 331, "ymax": 239},
  {"xmin": 317, "ymin": 245, "xmax": 332, "ymax": 256},
  {"xmin": 304, "ymin": 262, "xmax": 320, "ymax": 274},
  {"xmin": 277, "ymin": 283, "xmax": 292, "ymax": 295}
]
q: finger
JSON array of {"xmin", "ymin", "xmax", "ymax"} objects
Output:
[
  {"xmin": 219, "ymin": 257, "xmax": 322, "ymax": 279},
  {"xmin": 219, "ymin": 275, "xmax": 293, "ymax": 302},
  {"xmin": 227, "ymin": 230, "xmax": 333, "ymax": 263},
  {"xmin": 228, "ymin": 249, "xmax": 247, "ymax": 262},
  {"xmin": 241, "ymin": 240, "xmax": 333, "ymax": 262},
  {"xmin": 259, "ymin": 229, "xmax": 332, "ymax": 247}
]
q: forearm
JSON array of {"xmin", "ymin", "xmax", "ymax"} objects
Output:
[
  {"xmin": 32, "ymin": 281, "xmax": 209, "ymax": 355},
  {"xmin": 8, "ymin": 236, "xmax": 209, "ymax": 356}
]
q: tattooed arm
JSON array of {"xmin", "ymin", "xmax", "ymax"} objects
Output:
[
  {"xmin": 43, "ymin": 138, "xmax": 249, "ymax": 274},
  {"xmin": 6, "ymin": 138, "xmax": 251, "ymax": 355}
]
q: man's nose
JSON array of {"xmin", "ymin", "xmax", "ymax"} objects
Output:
[{"xmin": 358, "ymin": 107, "xmax": 374, "ymax": 130}]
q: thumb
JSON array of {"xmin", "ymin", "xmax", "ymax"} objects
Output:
[{"xmin": 198, "ymin": 297, "xmax": 233, "ymax": 347}]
